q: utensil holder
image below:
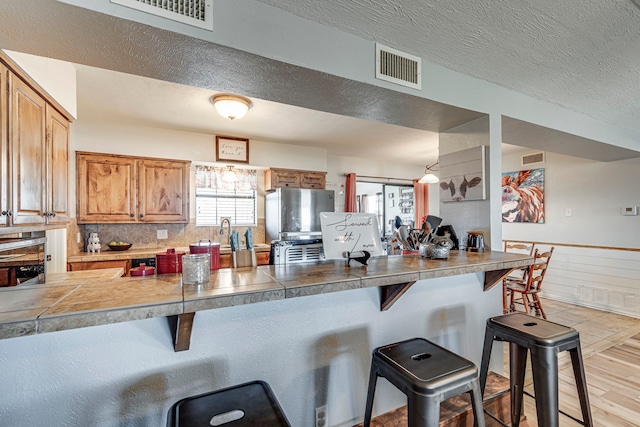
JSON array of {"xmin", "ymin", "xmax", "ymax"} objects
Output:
[{"xmin": 232, "ymin": 250, "xmax": 257, "ymax": 268}]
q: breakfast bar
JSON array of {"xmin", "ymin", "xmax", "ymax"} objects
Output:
[{"xmin": 0, "ymin": 251, "xmax": 532, "ymax": 351}]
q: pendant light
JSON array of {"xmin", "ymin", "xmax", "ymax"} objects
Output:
[
  {"xmin": 211, "ymin": 94, "xmax": 252, "ymax": 120},
  {"xmin": 418, "ymin": 161, "xmax": 439, "ymax": 184}
]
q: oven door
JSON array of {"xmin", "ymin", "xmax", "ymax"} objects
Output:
[{"xmin": 0, "ymin": 264, "xmax": 45, "ymax": 287}]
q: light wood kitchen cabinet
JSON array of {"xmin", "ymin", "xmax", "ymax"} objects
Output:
[
  {"xmin": 138, "ymin": 159, "xmax": 189, "ymax": 223},
  {"xmin": 77, "ymin": 152, "xmax": 190, "ymax": 224},
  {"xmin": 219, "ymin": 251, "xmax": 270, "ymax": 268},
  {"xmin": 264, "ymin": 168, "xmax": 326, "ymax": 190},
  {"xmin": 10, "ymin": 75, "xmax": 47, "ymax": 225},
  {"xmin": 67, "ymin": 259, "xmax": 130, "ymax": 276},
  {"xmin": 0, "ymin": 55, "xmax": 71, "ymax": 228},
  {"xmin": 0, "ymin": 63, "xmax": 8, "ymax": 228},
  {"xmin": 45, "ymin": 104, "xmax": 70, "ymax": 224}
]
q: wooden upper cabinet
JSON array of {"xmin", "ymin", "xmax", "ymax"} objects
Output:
[
  {"xmin": 138, "ymin": 159, "xmax": 189, "ymax": 223},
  {"xmin": 0, "ymin": 64, "xmax": 8, "ymax": 227},
  {"xmin": 0, "ymin": 53, "xmax": 72, "ymax": 228},
  {"xmin": 10, "ymin": 75, "xmax": 47, "ymax": 225},
  {"xmin": 77, "ymin": 153, "xmax": 136, "ymax": 223},
  {"xmin": 300, "ymin": 171, "xmax": 326, "ymax": 189},
  {"xmin": 46, "ymin": 105, "xmax": 70, "ymax": 223},
  {"xmin": 76, "ymin": 152, "xmax": 190, "ymax": 224},
  {"xmin": 265, "ymin": 168, "xmax": 326, "ymax": 190}
]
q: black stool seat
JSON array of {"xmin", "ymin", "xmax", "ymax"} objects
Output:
[
  {"xmin": 167, "ymin": 380, "xmax": 290, "ymax": 427},
  {"xmin": 364, "ymin": 337, "xmax": 485, "ymax": 427},
  {"xmin": 479, "ymin": 313, "xmax": 593, "ymax": 427}
]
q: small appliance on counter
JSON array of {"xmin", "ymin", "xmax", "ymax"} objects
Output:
[
  {"xmin": 466, "ymin": 231, "xmax": 485, "ymax": 252},
  {"xmin": 435, "ymin": 225, "xmax": 459, "ymax": 250},
  {"xmin": 156, "ymin": 248, "xmax": 185, "ymax": 274}
]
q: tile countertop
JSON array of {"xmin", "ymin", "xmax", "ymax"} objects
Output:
[
  {"xmin": 67, "ymin": 244, "xmax": 271, "ymax": 262},
  {"xmin": 0, "ymin": 251, "xmax": 533, "ymax": 344}
]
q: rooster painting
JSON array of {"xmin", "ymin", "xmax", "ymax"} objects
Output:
[{"xmin": 501, "ymin": 169, "xmax": 545, "ymax": 223}]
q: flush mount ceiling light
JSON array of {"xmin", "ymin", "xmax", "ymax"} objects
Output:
[
  {"xmin": 211, "ymin": 94, "xmax": 252, "ymax": 120},
  {"xmin": 418, "ymin": 161, "xmax": 439, "ymax": 184}
]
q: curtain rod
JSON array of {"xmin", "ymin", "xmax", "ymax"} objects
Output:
[{"xmin": 344, "ymin": 174, "xmax": 416, "ymax": 183}]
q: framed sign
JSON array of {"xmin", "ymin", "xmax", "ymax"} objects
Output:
[
  {"xmin": 320, "ymin": 212, "xmax": 384, "ymax": 259},
  {"xmin": 216, "ymin": 136, "xmax": 249, "ymax": 163}
]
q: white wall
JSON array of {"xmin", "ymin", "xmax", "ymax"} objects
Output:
[
  {"xmin": 4, "ymin": 50, "xmax": 77, "ymax": 118},
  {"xmin": 502, "ymin": 151, "xmax": 640, "ymax": 248}
]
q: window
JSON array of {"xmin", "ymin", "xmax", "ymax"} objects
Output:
[{"xmin": 195, "ymin": 165, "xmax": 257, "ymax": 226}]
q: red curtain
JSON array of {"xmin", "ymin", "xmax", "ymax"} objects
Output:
[
  {"xmin": 345, "ymin": 173, "xmax": 357, "ymax": 212},
  {"xmin": 413, "ymin": 179, "xmax": 429, "ymax": 227}
]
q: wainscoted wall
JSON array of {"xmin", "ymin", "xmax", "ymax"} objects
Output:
[{"xmin": 511, "ymin": 241, "xmax": 640, "ymax": 318}]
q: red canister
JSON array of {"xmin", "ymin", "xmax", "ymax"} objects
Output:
[
  {"xmin": 189, "ymin": 240, "xmax": 221, "ymax": 270},
  {"xmin": 156, "ymin": 248, "xmax": 185, "ymax": 274}
]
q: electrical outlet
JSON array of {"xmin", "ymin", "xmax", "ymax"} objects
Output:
[
  {"xmin": 157, "ymin": 229, "xmax": 168, "ymax": 239},
  {"xmin": 220, "ymin": 216, "xmax": 231, "ymax": 224},
  {"xmin": 315, "ymin": 405, "xmax": 327, "ymax": 427}
]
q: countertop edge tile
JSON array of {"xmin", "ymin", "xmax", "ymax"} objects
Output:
[
  {"xmin": 183, "ymin": 289, "xmax": 285, "ymax": 312},
  {"xmin": 0, "ymin": 320, "xmax": 37, "ymax": 339},
  {"xmin": 37, "ymin": 303, "xmax": 183, "ymax": 333},
  {"xmin": 283, "ymin": 278, "xmax": 362, "ymax": 298}
]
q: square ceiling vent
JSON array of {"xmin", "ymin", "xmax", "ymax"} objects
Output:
[
  {"xmin": 111, "ymin": 0, "xmax": 213, "ymax": 30},
  {"xmin": 375, "ymin": 43, "xmax": 422, "ymax": 90},
  {"xmin": 521, "ymin": 151, "xmax": 545, "ymax": 166}
]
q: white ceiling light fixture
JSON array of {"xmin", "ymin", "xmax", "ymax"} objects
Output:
[
  {"xmin": 211, "ymin": 94, "xmax": 252, "ymax": 120},
  {"xmin": 418, "ymin": 161, "xmax": 439, "ymax": 184}
]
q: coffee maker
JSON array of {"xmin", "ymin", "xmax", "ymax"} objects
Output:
[{"xmin": 466, "ymin": 231, "xmax": 485, "ymax": 252}]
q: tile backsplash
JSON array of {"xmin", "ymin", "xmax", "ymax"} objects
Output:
[{"xmin": 67, "ymin": 218, "xmax": 266, "ymax": 255}]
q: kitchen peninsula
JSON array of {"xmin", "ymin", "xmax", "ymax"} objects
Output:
[{"xmin": 0, "ymin": 251, "xmax": 532, "ymax": 351}]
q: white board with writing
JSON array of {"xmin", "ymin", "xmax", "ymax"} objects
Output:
[{"xmin": 320, "ymin": 212, "xmax": 384, "ymax": 259}]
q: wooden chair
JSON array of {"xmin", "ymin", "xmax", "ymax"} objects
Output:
[
  {"xmin": 504, "ymin": 247, "xmax": 555, "ymax": 319},
  {"xmin": 502, "ymin": 242, "xmax": 536, "ymax": 313}
]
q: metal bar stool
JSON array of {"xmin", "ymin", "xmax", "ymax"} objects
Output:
[
  {"xmin": 364, "ymin": 337, "xmax": 485, "ymax": 427},
  {"xmin": 479, "ymin": 313, "xmax": 593, "ymax": 427},
  {"xmin": 167, "ymin": 380, "xmax": 290, "ymax": 427}
]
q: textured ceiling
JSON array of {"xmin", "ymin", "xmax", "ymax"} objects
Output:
[
  {"xmin": 1, "ymin": 0, "xmax": 639, "ymax": 165},
  {"xmin": 254, "ymin": 0, "xmax": 640, "ymax": 134}
]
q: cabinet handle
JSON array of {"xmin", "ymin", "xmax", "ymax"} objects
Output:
[
  {"xmin": 139, "ymin": 214, "xmax": 144, "ymax": 218},
  {"xmin": 50, "ymin": 212, "xmax": 56, "ymax": 218},
  {"xmin": 130, "ymin": 213, "xmax": 134, "ymax": 218},
  {"xmin": 1, "ymin": 210, "xmax": 7, "ymax": 216}
]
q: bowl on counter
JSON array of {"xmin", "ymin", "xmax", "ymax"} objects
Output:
[{"xmin": 108, "ymin": 243, "xmax": 132, "ymax": 251}]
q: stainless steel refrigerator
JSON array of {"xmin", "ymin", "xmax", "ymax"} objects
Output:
[{"xmin": 265, "ymin": 188, "xmax": 335, "ymax": 242}]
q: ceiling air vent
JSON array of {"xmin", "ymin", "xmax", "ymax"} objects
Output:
[
  {"xmin": 375, "ymin": 43, "xmax": 422, "ymax": 90},
  {"xmin": 521, "ymin": 151, "xmax": 545, "ymax": 166},
  {"xmin": 111, "ymin": 0, "xmax": 213, "ymax": 30}
]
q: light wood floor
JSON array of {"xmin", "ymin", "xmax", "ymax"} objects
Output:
[{"xmin": 509, "ymin": 298, "xmax": 640, "ymax": 426}]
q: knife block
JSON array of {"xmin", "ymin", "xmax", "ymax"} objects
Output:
[{"xmin": 232, "ymin": 249, "xmax": 257, "ymax": 268}]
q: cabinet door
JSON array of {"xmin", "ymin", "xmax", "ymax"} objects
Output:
[
  {"xmin": 0, "ymin": 64, "xmax": 8, "ymax": 227},
  {"xmin": 300, "ymin": 172, "xmax": 326, "ymax": 189},
  {"xmin": 67, "ymin": 260, "xmax": 130, "ymax": 276},
  {"xmin": 266, "ymin": 168, "xmax": 300, "ymax": 190},
  {"xmin": 138, "ymin": 159, "xmax": 189, "ymax": 223},
  {"xmin": 10, "ymin": 76, "xmax": 46, "ymax": 225},
  {"xmin": 46, "ymin": 105, "xmax": 69, "ymax": 223},
  {"xmin": 77, "ymin": 153, "xmax": 136, "ymax": 223}
]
